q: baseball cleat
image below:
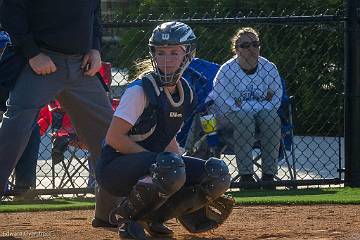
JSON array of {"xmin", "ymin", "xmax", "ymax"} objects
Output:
[
  {"xmin": 117, "ymin": 219, "xmax": 148, "ymax": 240},
  {"xmin": 141, "ymin": 221, "xmax": 174, "ymax": 238}
]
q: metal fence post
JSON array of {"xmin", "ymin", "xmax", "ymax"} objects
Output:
[{"xmin": 344, "ymin": 0, "xmax": 360, "ymax": 187}]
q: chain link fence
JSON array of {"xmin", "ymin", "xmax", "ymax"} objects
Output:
[
  {"xmin": 5, "ymin": 4, "xmax": 347, "ymax": 197},
  {"xmin": 101, "ymin": 8, "xmax": 345, "ymax": 189}
]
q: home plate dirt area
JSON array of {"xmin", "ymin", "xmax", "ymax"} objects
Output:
[{"xmin": 1, "ymin": 205, "xmax": 360, "ymax": 240}]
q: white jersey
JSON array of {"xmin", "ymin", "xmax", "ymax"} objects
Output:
[
  {"xmin": 207, "ymin": 56, "xmax": 283, "ymax": 114},
  {"xmin": 113, "ymin": 84, "xmax": 148, "ymax": 126}
]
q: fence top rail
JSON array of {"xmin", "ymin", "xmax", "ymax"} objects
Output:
[{"xmin": 103, "ymin": 14, "xmax": 346, "ymax": 28}]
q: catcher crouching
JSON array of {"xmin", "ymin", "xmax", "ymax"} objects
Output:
[{"xmin": 94, "ymin": 21, "xmax": 234, "ymax": 240}]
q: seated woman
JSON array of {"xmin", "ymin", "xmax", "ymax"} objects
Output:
[
  {"xmin": 207, "ymin": 27, "xmax": 282, "ymax": 187},
  {"xmin": 95, "ymin": 22, "xmax": 231, "ymax": 239}
]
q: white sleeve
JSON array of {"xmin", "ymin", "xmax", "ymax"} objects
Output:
[
  {"xmin": 207, "ymin": 65, "xmax": 233, "ymax": 114},
  {"xmin": 268, "ymin": 66, "xmax": 283, "ymax": 110},
  {"xmin": 113, "ymin": 85, "xmax": 147, "ymax": 126}
]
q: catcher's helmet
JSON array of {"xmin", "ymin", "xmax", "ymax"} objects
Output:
[{"xmin": 149, "ymin": 21, "xmax": 196, "ymax": 86}]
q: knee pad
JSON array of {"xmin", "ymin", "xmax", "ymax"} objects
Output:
[
  {"xmin": 201, "ymin": 157, "xmax": 231, "ymax": 199},
  {"xmin": 145, "ymin": 158, "xmax": 230, "ymax": 223},
  {"xmin": 115, "ymin": 152, "xmax": 186, "ymax": 221},
  {"xmin": 150, "ymin": 152, "xmax": 186, "ymax": 195}
]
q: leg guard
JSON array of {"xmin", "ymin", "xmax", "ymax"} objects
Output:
[
  {"xmin": 178, "ymin": 194, "xmax": 235, "ymax": 233},
  {"xmin": 201, "ymin": 157, "xmax": 231, "ymax": 200},
  {"xmin": 146, "ymin": 157, "xmax": 231, "ymax": 223},
  {"xmin": 94, "ymin": 185, "xmax": 123, "ymax": 224},
  {"xmin": 113, "ymin": 152, "xmax": 186, "ymax": 221}
]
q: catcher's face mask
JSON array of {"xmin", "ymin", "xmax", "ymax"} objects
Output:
[{"xmin": 152, "ymin": 45, "xmax": 186, "ymax": 84}]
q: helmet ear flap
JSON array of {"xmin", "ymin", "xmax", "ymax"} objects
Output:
[{"xmin": 179, "ymin": 43, "xmax": 196, "ymax": 74}]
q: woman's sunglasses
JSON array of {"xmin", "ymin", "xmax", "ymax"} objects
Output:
[{"xmin": 237, "ymin": 41, "xmax": 261, "ymax": 49}]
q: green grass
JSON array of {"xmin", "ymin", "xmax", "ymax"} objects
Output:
[
  {"xmin": 1, "ymin": 187, "xmax": 359, "ymax": 213},
  {"xmin": 0, "ymin": 198, "xmax": 95, "ymax": 213},
  {"xmin": 232, "ymin": 187, "xmax": 360, "ymax": 205}
]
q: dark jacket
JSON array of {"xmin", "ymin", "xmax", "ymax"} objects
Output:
[
  {"xmin": 0, "ymin": 0, "xmax": 102, "ymax": 59},
  {"xmin": 0, "ymin": 0, "xmax": 102, "ymax": 90}
]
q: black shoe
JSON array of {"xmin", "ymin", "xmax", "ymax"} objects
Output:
[
  {"xmin": 141, "ymin": 221, "xmax": 174, "ymax": 238},
  {"xmin": 262, "ymin": 174, "xmax": 276, "ymax": 190},
  {"xmin": 240, "ymin": 174, "xmax": 259, "ymax": 190},
  {"xmin": 91, "ymin": 217, "xmax": 117, "ymax": 228},
  {"xmin": 262, "ymin": 174, "xmax": 275, "ymax": 181},
  {"xmin": 118, "ymin": 219, "xmax": 148, "ymax": 240},
  {"xmin": 240, "ymin": 174, "xmax": 256, "ymax": 182}
]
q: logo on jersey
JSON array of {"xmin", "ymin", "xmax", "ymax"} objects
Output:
[
  {"xmin": 162, "ymin": 33, "xmax": 170, "ymax": 40},
  {"xmin": 169, "ymin": 112, "xmax": 182, "ymax": 118}
]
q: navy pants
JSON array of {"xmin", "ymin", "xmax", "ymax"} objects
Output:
[{"xmin": 96, "ymin": 145, "xmax": 207, "ymax": 197}]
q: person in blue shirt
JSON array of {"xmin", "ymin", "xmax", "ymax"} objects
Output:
[{"xmin": 95, "ymin": 22, "xmax": 231, "ymax": 240}]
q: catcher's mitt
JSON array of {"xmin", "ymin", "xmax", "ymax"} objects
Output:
[{"xmin": 177, "ymin": 194, "xmax": 235, "ymax": 233}]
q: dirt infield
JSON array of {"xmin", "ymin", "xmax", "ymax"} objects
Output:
[{"xmin": 1, "ymin": 205, "xmax": 360, "ymax": 240}]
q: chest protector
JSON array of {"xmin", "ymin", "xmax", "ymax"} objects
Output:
[{"xmin": 128, "ymin": 72, "xmax": 194, "ymax": 152}]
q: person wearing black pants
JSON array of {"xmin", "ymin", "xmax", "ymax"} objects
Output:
[{"xmin": 95, "ymin": 22, "xmax": 231, "ymax": 240}]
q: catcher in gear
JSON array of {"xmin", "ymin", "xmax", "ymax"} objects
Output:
[{"xmin": 95, "ymin": 21, "xmax": 233, "ymax": 240}]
